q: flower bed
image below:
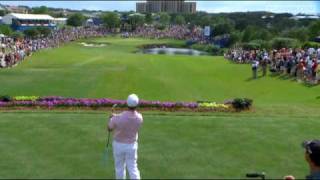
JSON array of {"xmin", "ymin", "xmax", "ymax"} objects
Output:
[{"xmin": 0, "ymin": 96, "xmax": 253, "ymax": 112}]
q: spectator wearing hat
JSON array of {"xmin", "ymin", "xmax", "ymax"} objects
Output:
[
  {"xmin": 108, "ymin": 94, "xmax": 143, "ymax": 179},
  {"xmin": 284, "ymin": 140, "xmax": 320, "ymax": 180},
  {"xmin": 261, "ymin": 56, "xmax": 268, "ymax": 76}
]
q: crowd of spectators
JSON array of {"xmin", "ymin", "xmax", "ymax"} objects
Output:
[
  {"xmin": 0, "ymin": 27, "xmax": 108, "ymax": 68},
  {"xmin": 128, "ymin": 25, "xmax": 211, "ymax": 44},
  {"xmin": 225, "ymin": 47, "xmax": 320, "ymax": 84}
]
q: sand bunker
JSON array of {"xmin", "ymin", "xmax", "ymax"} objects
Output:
[{"xmin": 80, "ymin": 42, "xmax": 106, "ymax": 47}]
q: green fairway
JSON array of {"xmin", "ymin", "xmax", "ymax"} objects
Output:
[
  {"xmin": 0, "ymin": 37, "xmax": 319, "ymax": 107},
  {"xmin": 0, "ymin": 37, "xmax": 320, "ymax": 178},
  {"xmin": 0, "ymin": 111, "xmax": 318, "ymax": 179}
]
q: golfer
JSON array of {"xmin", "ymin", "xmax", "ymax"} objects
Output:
[{"xmin": 108, "ymin": 94, "xmax": 143, "ymax": 179}]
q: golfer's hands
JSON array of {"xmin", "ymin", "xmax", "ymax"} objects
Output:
[
  {"xmin": 284, "ymin": 175, "xmax": 295, "ymax": 180},
  {"xmin": 109, "ymin": 113, "xmax": 115, "ymax": 119}
]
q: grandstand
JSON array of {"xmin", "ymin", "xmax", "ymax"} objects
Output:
[{"xmin": 2, "ymin": 13, "xmax": 56, "ymax": 31}]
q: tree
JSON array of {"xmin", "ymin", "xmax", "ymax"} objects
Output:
[
  {"xmin": 199, "ymin": 15, "xmax": 211, "ymax": 27},
  {"xmin": 309, "ymin": 20, "xmax": 320, "ymax": 39},
  {"xmin": 32, "ymin": 6, "xmax": 49, "ymax": 14},
  {"xmin": 11, "ymin": 31, "xmax": 24, "ymax": 39},
  {"xmin": 226, "ymin": 31, "xmax": 241, "ymax": 47},
  {"xmin": 252, "ymin": 29, "xmax": 273, "ymax": 41},
  {"xmin": 0, "ymin": 25, "xmax": 13, "ymax": 36},
  {"xmin": 174, "ymin": 15, "xmax": 185, "ymax": 25},
  {"xmin": 67, "ymin": 13, "xmax": 86, "ymax": 27},
  {"xmin": 282, "ymin": 27, "xmax": 309, "ymax": 43},
  {"xmin": 159, "ymin": 12, "xmax": 170, "ymax": 25},
  {"xmin": 145, "ymin": 13, "xmax": 153, "ymax": 24},
  {"xmin": 101, "ymin": 12, "xmax": 121, "ymax": 30},
  {"xmin": 271, "ymin": 37, "xmax": 300, "ymax": 49},
  {"xmin": 24, "ymin": 28, "xmax": 40, "ymax": 39},
  {"xmin": 213, "ymin": 23, "xmax": 234, "ymax": 36},
  {"xmin": 242, "ymin": 26, "xmax": 256, "ymax": 42},
  {"xmin": 128, "ymin": 14, "xmax": 145, "ymax": 30},
  {"xmin": 36, "ymin": 27, "xmax": 52, "ymax": 37},
  {"xmin": 0, "ymin": 10, "xmax": 7, "ymax": 16}
]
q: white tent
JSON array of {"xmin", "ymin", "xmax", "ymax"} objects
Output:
[{"xmin": 2, "ymin": 13, "xmax": 54, "ymax": 24}]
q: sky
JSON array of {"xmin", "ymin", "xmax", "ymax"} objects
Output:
[{"xmin": 1, "ymin": 1, "xmax": 319, "ymax": 15}]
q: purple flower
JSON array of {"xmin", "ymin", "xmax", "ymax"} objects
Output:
[{"xmin": 0, "ymin": 96, "xmax": 205, "ymax": 110}]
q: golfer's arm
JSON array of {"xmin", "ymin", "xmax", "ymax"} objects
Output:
[{"xmin": 107, "ymin": 117, "xmax": 114, "ymax": 132}]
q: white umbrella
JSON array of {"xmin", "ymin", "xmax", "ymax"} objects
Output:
[{"xmin": 0, "ymin": 34, "xmax": 6, "ymax": 38}]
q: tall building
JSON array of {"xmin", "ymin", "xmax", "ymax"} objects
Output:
[
  {"xmin": 136, "ymin": 3, "xmax": 147, "ymax": 13},
  {"xmin": 182, "ymin": 2, "xmax": 196, "ymax": 14},
  {"xmin": 136, "ymin": 0, "xmax": 196, "ymax": 14}
]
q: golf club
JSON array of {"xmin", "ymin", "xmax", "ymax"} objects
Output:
[
  {"xmin": 102, "ymin": 104, "xmax": 118, "ymax": 166},
  {"xmin": 107, "ymin": 104, "xmax": 117, "ymax": 147}
]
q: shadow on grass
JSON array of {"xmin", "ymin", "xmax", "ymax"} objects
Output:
[
  {"xmin": 302, "ymin": 81, "xmax": 318, "ymax": 88},
  {"xmin": 245, "ymin": 76, "xmax": 263, "ymax": 82},
  {"xmin": 246, "ymin": 71, "xmax": 319, "ymax": 88}
]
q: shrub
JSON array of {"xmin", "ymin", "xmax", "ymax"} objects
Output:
[
  {"xmin": 271, "ymin": 37, "xmax": 300, "ymax": 49},
  {"xmin": 24, "ymin": 28, "xmax": 40, "ymax": 39},
  {"xmin": 0, "ymin": 95, "xmax": 12, "ymax": 102},
  {"xmin": 231, "ymin": 98, "xmax": 253, "ymax": 111},
  {"xmin": 302, "ymin": 42, "xmax": 320, "ymax": 49},
  {"xmin": 11, "ymin": 31, "xmax": 24, "ymax": 39},
  {"xmin": 36, "ymin": 27, "xmax": 52, "ymax": 37},
  {"xmin": 0, "ymin": 24, "xmax": 13, "ymax": 36},
  {"xmin": 241, "ymin": 40, "xmax": 271, "ymax": 50},
  {"xmin": 190, "ymin": 44, "xmax": 223, "ymax": 55},
  {"xmin": 155, "ymin": 24, "xmax": 166, "ymax": 30},
  {"xmin": 14, "ymin": 96, "xmax": 39, "ymax": 101},
  {"xmin": 241, "ymin": 42, "xmax": 260, "ymax": 50}
]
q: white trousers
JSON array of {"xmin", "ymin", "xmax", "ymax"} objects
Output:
[{"xmin": 113, "ymin": 141, "xmax": 140, "ymax": 180}]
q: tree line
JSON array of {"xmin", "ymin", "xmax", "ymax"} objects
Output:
[{"xmin": 0, "ymin": 7, "xmax": 320, "ymax": 49}]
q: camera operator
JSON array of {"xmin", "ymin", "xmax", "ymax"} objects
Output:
[{"xmin": 284, "ymin": 140, "xmax": 320, "ymax": 180}]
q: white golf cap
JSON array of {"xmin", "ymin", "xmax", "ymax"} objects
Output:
[{"xmin": 127, "ymin": 94, "xmax": 139, "ymax": 107}]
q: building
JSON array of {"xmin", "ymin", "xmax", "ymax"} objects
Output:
[
  {"xmin": 182, "ymin": 2, "xmax": 196, "ymax": 13},
  {"xmin": 2, "ymin": 13, "xmax": 56, "ymax": 31},
  {"xmin": 136, "ymin": 3, "xmax": 147, "ymax": 13},
  {"xmin": 137, "ymin": 0, "xmax": 196, "ymax": 14},
  {"xmin": 147, "ymin": 0, "xmax": 162, "ymax": 13}
]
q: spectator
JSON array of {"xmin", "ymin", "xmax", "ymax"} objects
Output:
[
  {"xmin": 0, "ymin": 26, "xmax": 108, "ymax": 68},
  {"xmin": 284, "ymin": 140, "xmax": 320, "ymax": 180},
  {"xmin": 252, "ymin": 59, "xmax": 259, "ymax": 79},
  {"xmin": 225, "ymin": 47, "xmax": 319, "ymax": 85}
]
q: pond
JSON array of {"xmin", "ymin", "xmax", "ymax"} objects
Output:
[{"xmin": 142, "ymin": 48, "xmax": 208, "ymax": 56}]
